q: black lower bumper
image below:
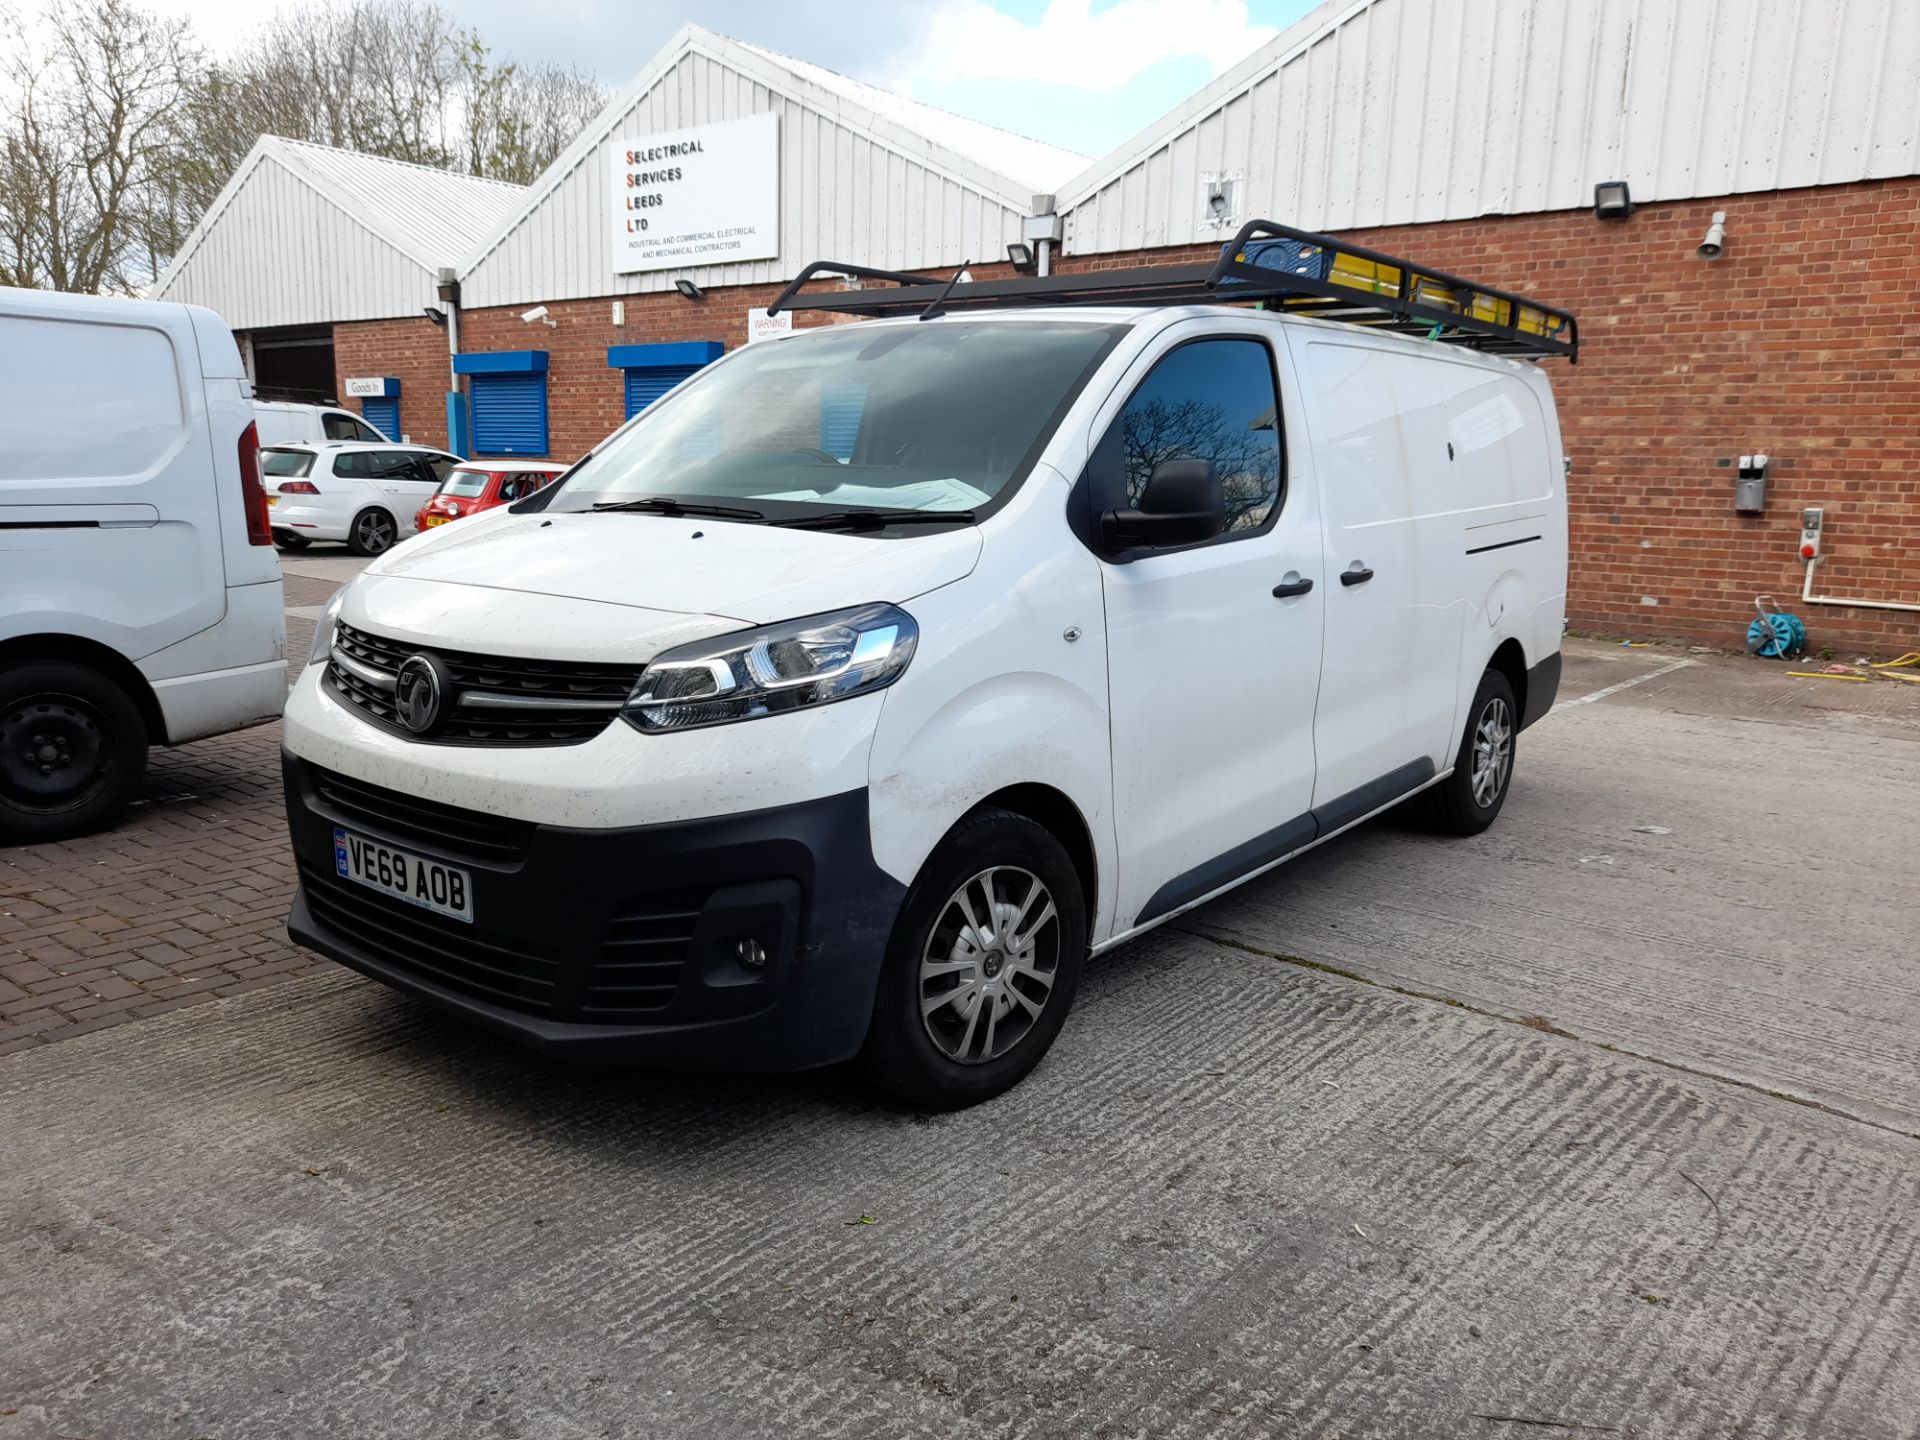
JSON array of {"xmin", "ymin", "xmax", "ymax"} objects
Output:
[
  {"xmin": 1520, "ymin": 651, "xmax": 1562, "ymax": 730},
  {"xmin": 282, "ymin": 753, "xmax": 905, "ymax": 1071}
]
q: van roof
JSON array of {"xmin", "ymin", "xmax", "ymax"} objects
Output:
[{"xmin": 768, "ymin": 218, "xmax": 1577, "ymax": 362}]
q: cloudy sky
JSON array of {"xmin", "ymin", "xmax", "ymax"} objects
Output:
[{"xmin": 144, "ymin": 0, "xmax": 1323, "ymax": 159}]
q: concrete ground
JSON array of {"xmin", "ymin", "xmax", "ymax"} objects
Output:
[{"xmin": 3, "ymin": 594, "xmax": 1919, "ymax": 1437}]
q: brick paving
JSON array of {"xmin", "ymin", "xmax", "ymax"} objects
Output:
[{"xmin": 0, "ymin": 575, "xmax": 344, "ymax": 1055}]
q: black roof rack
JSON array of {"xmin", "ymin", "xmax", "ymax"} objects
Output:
[{"xmin": 767, "ymin": 219, "xmax": 1577, "ymax": 362}]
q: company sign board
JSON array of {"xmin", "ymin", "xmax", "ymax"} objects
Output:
[{"xmin": 609, "ymin": 113, "xmax": 779, "ymax": 276}]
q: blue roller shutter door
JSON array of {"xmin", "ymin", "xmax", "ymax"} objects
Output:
[
  {"xmin": 820, "ymin": 382, "xmax": 867, "ymax": 461},
  {"xmin": 625, "ymin": 364, "xmax": 701, "ymax": 418},
  {"xmin": 470, "ymin": 372, "xmax": 549, "ymax": 456},
  {"xmin": 360, "ymin": 395, "xmax": 400, "ymax": 440}
]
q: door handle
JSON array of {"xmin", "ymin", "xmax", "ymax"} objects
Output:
[
  {"xmin": 1340, "ymin": 564, "xmax": 1375, "ymax": 587},
  {"xmin": 1271, "ymin": 576, "xmax": 1314, "ymax": 598}
]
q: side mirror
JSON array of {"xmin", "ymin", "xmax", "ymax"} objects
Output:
[{"xmin": 1101, "ymin": 459, "xmax": 1226, "ymax": 549}]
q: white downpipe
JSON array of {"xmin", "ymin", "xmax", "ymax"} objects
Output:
[
  {"xmin": 1037, "ymin": 238, "xmax": 1051, "ymax": 277},
  {"xmin": 1801, "ymin": 558, "xmax": 1920, "ymax": 614}
]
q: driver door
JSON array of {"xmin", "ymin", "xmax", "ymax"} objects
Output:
[{"xmin": 1095, "ymin": 324, "xmax": 1325, "ymax": 930}]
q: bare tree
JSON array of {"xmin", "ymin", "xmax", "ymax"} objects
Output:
[
  {"xmin": 456, "ymin": 40, "xmax": 608, "ymax": 184},
  {"xmin": 3, "ymin": 0, "xmax": 610, "ymax": 293},
  {"xmin": 0, "ymin": 0, "xmax": 201, "ymax": 293},
  {"xmin": 1122, "ymin": 397, "xmax": 1280, "ymax": 530}
]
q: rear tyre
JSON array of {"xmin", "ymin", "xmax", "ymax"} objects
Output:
[
  {"xmin": 0, "ymin": 661, "xmax": 148, "ymax": 845},
  {"xmin": 347, "ymin": 508, "xmax": 398, "ymax": 556},
  {"xmin": 858, "ymin": 808, "xmax": 1087, "ymax": 1109},
  {"xmin": 1409, "ymin": 669, "xmax": 1517, "ymax": 837},
  {"xmin": 273, "ymin": 531, "xmax": 311, "ymax": 552}
]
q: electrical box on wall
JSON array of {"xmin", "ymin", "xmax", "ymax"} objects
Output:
[
  {"xmin": 1735, "ymin": 454, "xmax": 1770, "ymax": 514},
  {"xmin": 1799, "ymin": 506, "xmax": 1823, "ymax": 560}
]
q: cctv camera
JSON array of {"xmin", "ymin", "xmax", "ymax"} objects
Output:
[
  {"xmin": 1697, "ymin": 212, "xmax": 1727, "ymax": 261},
  {"xmin": 520, "ymin": 305, "xmax": 551, "ymax": 324}
]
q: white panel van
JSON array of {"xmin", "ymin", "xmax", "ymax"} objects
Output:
[
  {"xmin": 0, "ymin": 287, "xmax": 287, "ymax": 843},
  {"xmin": 254, "ymin": 400, "xmax": 390, "ymax": 446},
  {"xmin": 279, "ymin": 229, "xmax": 1572, "ymax": 1106}
]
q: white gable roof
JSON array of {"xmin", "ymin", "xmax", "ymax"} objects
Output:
[
  {"xmin": 459, "ymin": 25, "xmax": 1088, "ymax": 307},
  {"xmin": 152, "ymin": 137, "xmax": 526, "ymax": 329},
  {"xmin": 1060, "ymin": 0, "xmax": 1920, "ymax": 254},
  {"xmin": 732, "ymin": 39, "xmax": 1088, "ymax": 196},
  {"xmin": 261, "ymin": 139, "xmax": 526, "ymax": 270}
]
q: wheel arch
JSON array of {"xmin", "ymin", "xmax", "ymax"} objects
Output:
[
  {"xmin": 969, "ymin": 783, "xmax": 1098, "ymax": 924},
  {"xmin": 0, "ymin": 633, "xmax": 165, "ymax": 744},
  {"xmin": 1487, "ymin": 636, "xmax": 1528, "ymax": 721}
]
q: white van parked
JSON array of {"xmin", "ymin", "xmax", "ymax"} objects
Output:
[
  {"xmin": 254, "ymin": 399, "xmax": 390, "ymax": 447},
  {"xmin": 280, "ymin": 225, "xmax": 1574, "ymax": 1106},
  {"xmin": 0, "ymin": 286, "xmax": 286, "ymax": 843}
]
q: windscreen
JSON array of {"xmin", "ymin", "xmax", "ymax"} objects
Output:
[
  {"xmin": 439, "ymin": 468, "xmax": 492, "ymax": 498},
  {"xmin": 262, "ymin": 449, "xmax": 313, "ymax": 478},
  {"xmin": 544, "ymin": 320, "xmax": 1123, "ymax": 518}
]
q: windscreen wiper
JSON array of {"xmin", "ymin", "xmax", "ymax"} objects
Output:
[
  {"xmin": 773, "ymin": 509, "xmax": 978, "ymax": 532},
  {"xmin": 589, "ymin": 497, "xmax": 765, "ymax": 521}
]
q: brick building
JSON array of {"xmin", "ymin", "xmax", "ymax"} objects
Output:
[{"xmin": 154, "ymin": 1, "xmax": 1920, "ymax": 650}]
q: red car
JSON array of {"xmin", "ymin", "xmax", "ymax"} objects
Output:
[{"xmin": 415, "ymin": 460, "xmax": 566, "ymax": 532}]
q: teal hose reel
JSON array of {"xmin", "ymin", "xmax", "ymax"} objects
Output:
[{"xmin": 1748, "ymin": 595, "xmax": 1807, "ymax": 659}]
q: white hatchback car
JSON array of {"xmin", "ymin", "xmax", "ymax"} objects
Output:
[{"xmin": 264, "ymin": 443, "xmax": 463, "ymax": 555}]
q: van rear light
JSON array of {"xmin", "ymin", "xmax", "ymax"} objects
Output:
[
  {"xmin": 278, "ymin": 480, "xmax": 321, "ymax": 494},
  {"xmin": 238, "ymin": 421, "xmax": 271, "ymax": 546}
]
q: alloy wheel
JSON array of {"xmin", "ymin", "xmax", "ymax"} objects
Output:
[
  {"xmin": 1470, "ymin": 695, "xmax": 1514, "ymax": 808},
  {"xmin": 918, "ymin": 866, "xmax": 1060, "ymax": 1064},
  {"xmin": 355, "ymin": 512, "xmax": 397, "ymax": 553}
]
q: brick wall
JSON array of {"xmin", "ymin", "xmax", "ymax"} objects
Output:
[
  {"xmin": 324, "ymin": 176, "xmax": 1920, "ymax": 651},
  {"xmin": 332, "ymin": 316, "xmax": 455, "ymax": 451}
]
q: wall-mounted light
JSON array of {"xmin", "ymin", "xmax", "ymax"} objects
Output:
[
  {"xmin": 1593, "ymin": 180, "xmax": 1634, "ymax": 221},
  {"xmin": 1007, "ymin": 241, "xmax": 1036, "ymax": 273},
  {"xmin": 422, "ymin": 305, "xmax": 447, "ymax": 326},
  {"xmin": 674, "ymin": 278, "xmax": 705, "ymax": 301},
  {"xmin": 1697, "ymin": 212, "xmax": 1728, "ymax": 261}
]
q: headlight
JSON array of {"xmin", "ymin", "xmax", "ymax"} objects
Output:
[
  {"xmin": 623, "ymin": 603, "xmax": 917, "ymax": 733},
  {"xmin": 309, "ymin": 589, "xmax": 345, "ymax": 666}
]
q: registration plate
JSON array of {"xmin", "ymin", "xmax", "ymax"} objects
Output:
[
  {"xmin": 425, "ymin": 515, "xmax": 447, "ymax": 526},
  {"xmin": 265, "ymin": 495, "xmax": 278, "ymax": 506},
  {"xmin": 334, "ymin": 826, "xmax": 473, "ymax": 923}
]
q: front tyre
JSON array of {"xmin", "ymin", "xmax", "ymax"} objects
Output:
[
  {"xmin": 1410, "ymin": 669, "xmax": 1518, "ymax": 836},
  {"xmin": 858, "ymin": 808, "xmax": 1087, "ymax": 1109},
  {"xmin": 0, "ymin": 661, "xmax": 149, "ymax": 844}
]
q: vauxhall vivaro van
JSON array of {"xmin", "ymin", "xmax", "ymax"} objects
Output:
[
  {"xmin": 280, "ymin": 224, "xmax": 1574, "ymax": 1106},
  {"xmin": 1, "ymin": 287, "xmax": 286, "ymax": 843}
]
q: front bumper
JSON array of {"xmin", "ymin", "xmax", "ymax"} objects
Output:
[{"xmin": 282, "ymin": 752, "xmax": 906, "ymax": 1070}]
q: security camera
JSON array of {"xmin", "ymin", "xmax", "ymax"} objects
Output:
[
  {"xmin": 1697, "ymin": 212, "xmax": 1727, "ymax": 261},
  {"xmin": 519, "ymin": 305, "xmax": 554, "ymax": 325}
]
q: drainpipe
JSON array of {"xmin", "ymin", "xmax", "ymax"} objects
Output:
[
  {"xmin": 1025, "ymin": 194, "xmax": 1064, "ymax": 278},
  {"xmin": 436, "ymin": 268, "xmax": 467, "ymax": 459}
]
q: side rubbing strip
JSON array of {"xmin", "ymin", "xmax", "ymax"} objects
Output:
[
  {"xmin": 1132, "ymin": 759, "xmax": 1440, "ymax": 927},
  {"xmin": 1465, "ymin": 534, "xmax": 1542, "ymax": 556},
  {"xmin": 1135, "ymin": 814, "xmax": 1317, "ymax": 926}
]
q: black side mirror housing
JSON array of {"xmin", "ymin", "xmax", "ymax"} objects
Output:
[{"xmin": 1101, "ymin": 458, "xmax": 1226, "ymax": 550}]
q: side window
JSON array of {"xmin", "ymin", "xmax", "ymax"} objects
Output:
[
  {"xmin": 1111, "ymin": 338, "xmax": 1283, "ymax": 535},
  {"xmin": 332, "ymin": 451, "xmax": 371, "ymax": 478},
  {"xmin": 352, "ymin": 418, "xmax": 385, "ymax": 443},
  {"xmin": 322, "ymin": 413, "xmax": 358, "ymax": 441},
  {"xmin": 426, "ymin": 456, "xmax": 458, "ymax": 485},
  {"xmin": 499, "ymin": 476, "xmax": 526, "ymax": 502}
]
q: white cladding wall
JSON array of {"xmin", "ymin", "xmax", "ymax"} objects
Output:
[
  {"xmin": 1063, "ymin": 0, "xmax": 1920, "ymax": 254},
  {"xmin": 153, "ymin": 156, "xmax": 436, "ymax": 331},
  {"xmin": 461, "ymin": 48, "xmax": 1032, "ymax": 308}
]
